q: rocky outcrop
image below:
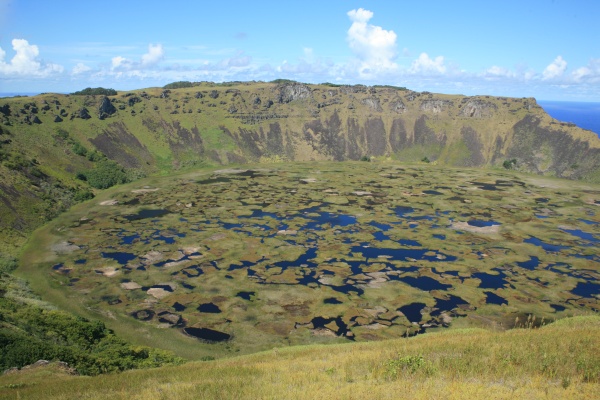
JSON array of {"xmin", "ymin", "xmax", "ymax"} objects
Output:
[
  {"xmin": 362, "ymin": 97, "xmax": 383, "ymax": 112},
  {"xmin": 277, "ymin": 83, "xmax": 311, "ymax": 103},
  {"xmin": 420, "ymin": 99, "xmax": 453, "ymax": 113},
  {"xmin": 98, "ymin": 96, "xmax": 117, "ymax": 119},
  {"xmin": 389, "ymin": 98, "xmax": 407, "ymax": 114},
  {"xmin": 72, "ymin": 108, "xmax": 91, "ymax": 120},
  {"xmin": 459, "ymin": 99, "xmax": 497, "ymax": 118}
]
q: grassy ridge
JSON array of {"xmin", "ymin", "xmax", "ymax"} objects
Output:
[{"xmin": 0, "ymin": 316, "xmax": 598, "ymax": 399}]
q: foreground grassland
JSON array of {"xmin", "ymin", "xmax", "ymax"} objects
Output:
[
  {"xmin": 18, "ymin": 161, "xmax": 600, "ymax": 359},
  {"xmin": 0, "ymin": 316, "xmax": 598, "ymax": 399}
]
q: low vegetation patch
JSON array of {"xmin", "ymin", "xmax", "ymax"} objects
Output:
[{"xmin": 0, "ymin": 316, "xmax": 597, "ymax": 399}]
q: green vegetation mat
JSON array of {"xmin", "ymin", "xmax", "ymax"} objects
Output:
[{"xmin": 18, "ymin": 161, "xmax": 600, "ymax": 359}]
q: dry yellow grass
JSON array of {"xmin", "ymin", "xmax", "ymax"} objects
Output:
[{"xmin": 1, "ymin": 316, "xmax": 598, "ymax": 399}]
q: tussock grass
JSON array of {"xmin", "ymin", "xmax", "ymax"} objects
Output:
[{"xmin": 1, "ymin": 316, "xmax": 598, "ymax": 399}]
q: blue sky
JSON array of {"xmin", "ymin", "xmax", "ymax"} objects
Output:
[{"xmin": 1, "ymin": 0, "xmax": 599, "ymax": 101}]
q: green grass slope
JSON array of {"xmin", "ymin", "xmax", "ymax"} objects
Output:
[
  {"xmin": 2, "ymin": 82, "xmax": 599, "ymax": 254},
  {"xmin": 0, "ymin": 316, "xmax": 598, "ymax": 399}
]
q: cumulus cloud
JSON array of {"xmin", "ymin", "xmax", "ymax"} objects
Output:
[
  {"xmin": 346, "ymin": 8, "xmax": 398, "ymax": 75},
  {"xmin": 72, "ymin": 62, "xmax": 92, "ymax": 75},
  {"xmin": 410, "ymin": 53, "xmax": 446, "ymax": 75},
  {"xmin": 141, "ymin": 43, "xmax": 164, "ymax": 66},
  {"xmin": 0, "ymin": 38, "xmax": 63, "ymax": 76},
  {"xmin": 543, "ymin": 55, "xmax": 567, "ymax": 80},
  {"xmin": 111, "ymin": 43, "xmax": 164, "ymax": 71},
  {"xmin": 572, "ymin": 58, "xmax": 600, "ymax": 82}
]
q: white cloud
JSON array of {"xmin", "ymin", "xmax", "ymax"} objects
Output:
[
  {"xmin": 72, "ymin": 62, "xmax": 91, "ymax": 75},
  {"xmin": 111, "ymin": 44, "xmax": 164, "ymax": 71},
  {"xmin": 141, "ymin": 43, "xmax": 164, "ymax": 66},
  {"xmin": 0, "ymin": 38, "xmax": 63, "ymax": 77},
  {"xmin": 572, "ymin": 58, "xmax": 600, "ymax": 82},
  {"xmin": 111, "ymin": 55, "xmax": 130, "ymax": 70},
  {"xmin": 542, "ymin": 55, "xmax": 567, "ymax": 80},
  {"xmin": 484, "ymin": 66, "xmax": 514, "ymax": 78},
  {"xmin": 226, "ymin": 52, "xmax": 251, "ymax": 68},
  {"xmin": 410, "ymin": 53, "xmax": 446, "ymax": 75},
  {"xmin": 346, "ymin": 8, "xmax": 398, "ymax": 76}
]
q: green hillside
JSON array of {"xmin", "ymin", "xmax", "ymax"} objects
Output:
[
  {"xmin": 0, "ymin": 82, "xmax": 598, "ymax": 398},
  {"xmin": 1, "ymin": 316, "xmax": 598, "ymax": 399},
  {"xmin": 1, "ymin": 81, "xmax": 599, "ymax": 254}
]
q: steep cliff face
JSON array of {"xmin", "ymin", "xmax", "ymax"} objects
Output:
[{"xmin": 1, "ymin": 81, "xmax": 599, "ymax": 180}]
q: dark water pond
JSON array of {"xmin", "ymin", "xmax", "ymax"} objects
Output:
[
  {"xmin": 524, "ymin": 237, "xmax": 570, "ymax": 252},
  {"xmin": 198, "ymin": 303, "xmax": 221, "ymax": 313},
  {"xmin": 236, "ymin": 291, "xmax": 255, "ymax": 300},
  {"xmin": 101, "ymin": 251, "xmax": 137, "ymax": 265},
  {"xmin": 393, "ymin": 275, "xmax": 451, "ymax": 291},
  {"xmin": 473, "ymin": 269, "xmax": 508, "ymax": 289},
  {"xmin": 172, "ymin": 302, "xmax": 186, "ymax": 311},
  {"xmin": 324, "ymin": 297, "xmax": 343, "ymax": 304},
  {"xmin": 571, "ymin": 281, "xmax": 600, "ymax": 298},
  {"xmin": 468, "ymin": 220, "xmax": 500, "ymax": 227},
  {"xmin": 550, "ymin": 304, "xmax": 566, "ymax": 312},
  {"xmin": 310, "ymin": 316, "xmax": 350, "ymax": 337},
  {"xmin": 184, "ymin": 327, "xmax": 231, "ymax": 342},
  {"xmin": 124, "ymin": 209, "xmax": 170, "ymax": 221},
  {"xmin": 517, "ymin": 256, "xmax": 540, "ymax": 271},
  {"xmin": 470, "ymin": 182, "xmax": 499, "ymax": 191},
  {"xmin": 398, "ymin": 302, "xmax": 426, "ymax": 323},
  {"xmin": 181, "ymin": 266, "xmax": 203, "ymax": 277},
  {"xmin": 560, "ymin": 228, "xmax": 599, "ymax": 244},
  {"xmin": 484, "ymin": 291, "xmax": 508, "ymax": 305},
  {"xmin": 431, "ymin": 294, "xmax": 468, "ymax": 314}
]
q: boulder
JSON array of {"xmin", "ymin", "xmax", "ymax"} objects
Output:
[
  {"xmin": 98, "ymin": 96, "xmax": 117, "ymax": 119},
  {"xmin": 77, "ymin": 108, "xmax": 91, "ymax": 119}
]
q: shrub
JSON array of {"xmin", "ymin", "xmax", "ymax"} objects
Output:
[
  {"xmin": 72, "ymin": 142, "xmax": 88, "ymax": 157},
  {"xmin": 163, "ymin": 81, "xmax": 194, "ymax": 89},
  {"xmin": 0, "ymin": 254, "xmax": 17, "ymax": 274},
  {"xmin": 384, "ymin": 355, "xmax": 436, "ymax": 379},
  {"xmin": 71, "ymin": 87, "xmax": 117, "ymax": 96},
  {"xmin": 80, "ymin": 160, "xmax": 128, "ymax": 189},
  {"xmin": 503, "ymin": 159, "xmax": 517, "ymax": 169}
]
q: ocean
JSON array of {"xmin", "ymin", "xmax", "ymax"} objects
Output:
[{"xmin": 538, "ymin": 100, "xmax": 600, "ymax": 137}]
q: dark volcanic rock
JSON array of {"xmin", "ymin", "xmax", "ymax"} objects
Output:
[
  {"xmin": 0, "ymin": 104, "xmax": 11, "ymax": 117},
  {"xmin": 277, "ymin": 83, "xmax": 311, "ymax": 103},
  {"xmin": 98, "ymin": 96, "xmax": 117, "ymax": 119},
  {"xmin": 128, "ymin": 96, "xmax": 142, "ymax": 107},
  {"xmin": 77, "ymin": 108, "xmax": 91, "ymax": 120}
]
